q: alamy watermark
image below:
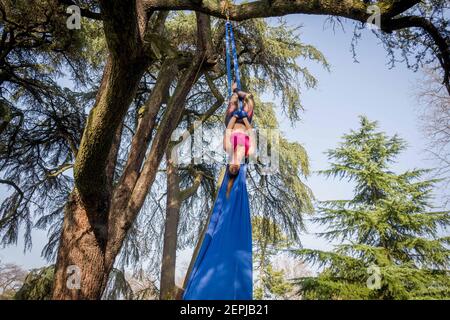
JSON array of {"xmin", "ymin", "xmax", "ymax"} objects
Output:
[
  {"xmin": 366, "ymin": 264, "xmax": 382, "ymax": 290},
  {"xmin": 66, "ymin": 5, "xmax": 81, "ymax": 30},
  {"xmin": 170, "ymin": 121, "xmax": 280, "ymax": 175},
  {"xmin": 366, "ymin": 5, "xmax": 381, "ymax": 30},
  {"xmin": 66, "ymin": 265, "xmax": 81, "ymax": 290}
]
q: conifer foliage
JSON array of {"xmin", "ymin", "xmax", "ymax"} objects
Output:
[{"xmin": 295, "ymin": 116, "xmax": 450, "ymax": 299}]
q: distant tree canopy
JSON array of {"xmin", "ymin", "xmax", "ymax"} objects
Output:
[
  {"xmin": 0, "ymin": 0, "xmax": 448, "ymax": 299},
  {"xmin": 0, "ymin": 260, "xmax": 27, "ymax": 299}
]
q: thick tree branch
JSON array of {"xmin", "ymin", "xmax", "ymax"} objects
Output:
[
  {"xmin": 60, "ymin": 0, "xmax": 420, "ymax": 23},
  {"xmin": 142, "ymin": 1, "xmax": 450, "ymax": 95},
  {"xmin": 111, "ymin": 59, "xmax": 178, "ymax": 212},
  {"xmin": 74, "ymin": 56, "xmax": 149, "ymax": 205},
  {"xmin": 143, "ymin": 0, "xmax": 379, "ymax": 22},
  {"xmin": 73, "ymin": 2, "xmax": 157, "ymax": 204},
  {"xmin": 105, "ymin": 12, "xmax": 212, "ymax": 265},
  {"xmin": 383, "ymin": 0, "xmax": 421, "ymax": 18},
  {"xmin": 127, "ymin": 54, "xmax": 205, "ymax": 219},
  {"xmin": 383, "ymin": 16, "xmax": 450, "ymax": 95},
  {"xmin": 99, "ymin": 0, "xmax": 147, "ymax": 61},
  {"xmin": 57, "ymin": 0, "xmax": 102, "ymax": 20},
  {"xmin": 179, "ymin": 171, "xmax": 203, "ymax": 201}
]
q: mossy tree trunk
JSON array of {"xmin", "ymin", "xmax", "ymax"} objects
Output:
[{"xmin": 52, "ymin": 2, "xmax": 213, "ymax": 299}]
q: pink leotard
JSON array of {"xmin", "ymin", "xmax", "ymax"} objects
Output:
[{"xmin": 230, "ymin": 131, "xmax": 250, "ymax": 157}]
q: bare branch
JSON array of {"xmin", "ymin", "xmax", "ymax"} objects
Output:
[{"xmin": 383, "ymin": 15, "xmax": 450, "ymax": 95}]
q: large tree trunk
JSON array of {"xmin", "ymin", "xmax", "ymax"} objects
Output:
[
  {"xmin": 52, "ymin": 10, "xmax": 213, "ymax": 300},
  {"xmin": 52, "ymin": 58, "xmax": 148, "ymax": 300},
  {"xmin": 160, "ymin": 149, "xmax": 182, "ymax": 300},
  {"xmin": 52, "ymin": 192, "xmax": 109, "ymax": 300},
  {"xmin": 159, "ymin": 153, "xmax": 205, "ymax": 299}
]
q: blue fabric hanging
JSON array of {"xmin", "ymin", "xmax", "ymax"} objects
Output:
[
  {"xmin": 225, "ymin": 21, "xmax": 243, "ymax": 111},
  {"xmin": 183, "ymin": 164, "xmax": 253, "ymax": 300},
  {"xmin": 225, "ymin": 21, "xmax": 233, "ymax": 99}
]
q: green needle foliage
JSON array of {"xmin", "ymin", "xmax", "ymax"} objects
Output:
[
  {"xmin": 14, "ymin": 266, "xmax": 54, "ymax": 300},
  {"xmin": 294, "ymin": 116, "xmax": 450, "ymax": 300}
]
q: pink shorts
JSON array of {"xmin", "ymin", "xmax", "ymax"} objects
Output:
[{"xmin": 230, "ymin": 132, "xmax": 250, "ymax": 157}]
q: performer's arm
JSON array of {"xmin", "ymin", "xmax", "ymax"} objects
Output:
[{"xmin": 223, "ymin": 116, "xmax": 237, "ymax": 152}]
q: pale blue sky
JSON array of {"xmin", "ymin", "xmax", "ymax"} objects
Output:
[
  {"xmin": 279, "ymin": 14, "xmax": 441, "ymax": 252},
  {"xmin": 0, "ymin": 14, "xmax": 446, "ymax": 273}
]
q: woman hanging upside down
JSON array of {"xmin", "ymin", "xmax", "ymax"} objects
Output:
[{"xmin": 223, "ymin": 82, "xmax": 256, "ymax": 197}]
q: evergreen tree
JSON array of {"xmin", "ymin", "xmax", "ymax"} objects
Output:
[{"xmin": 295, "ymin": 116, "xmax": 450, "ymax": 300}]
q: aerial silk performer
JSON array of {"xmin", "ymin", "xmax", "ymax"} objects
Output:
[{"xmin": 182, "ymin": 21, "xmax": 256, "ymax": 300}]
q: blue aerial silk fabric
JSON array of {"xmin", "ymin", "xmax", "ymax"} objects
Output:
[
  {"xmin": 183, "ymin": 164, "xmax": 253, "ymax": 300},
  {"xmin": 225, "ymin": 21, "xmax": 243, "ymax": 111}
]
